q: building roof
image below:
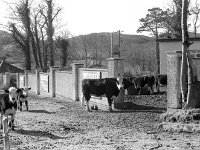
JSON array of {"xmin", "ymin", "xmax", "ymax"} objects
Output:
[
  {"xmin": 157, "ymin": 37, "xmax": 200, "ymax": 42},
  {"xmin": 0, "ymin": 61, "xmax": 24, "ymax": 73}
]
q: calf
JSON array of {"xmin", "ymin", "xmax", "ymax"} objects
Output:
[
  {"xmin": 82, "ymin": 77, "xmax": 125, "ymax": 112},
  {"xmin": 155, "ymin": 74, "xmax": 167, "ymax": 92},
  {"xmin": 17, "ymin": 87, "xmax": 31, "ymax": 111},
  {"xmin": 0, "ymin": 87, "xmax": 21, "ymax": 134}
]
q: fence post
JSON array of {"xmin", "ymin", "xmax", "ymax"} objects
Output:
[
  {"xmin": 49, "ymin": 67, "xmax": 60, "ymax": 97},
  {"xmin": 4, "ymin": 72, "xmax": 10, "ymax": 87},
  {"xmin": 72, "ymin": 63, "xmax": 84, "ymax": 101},
  {"xmin": 36, "ymin": 69, "xmax": 41, "ymax": 95},
  {"xmin": 24, "ymin": 70, "xmax": 29, "ymax": 87},
  {"xmin": 16, "ymin": 73, "xmax": 19, "ymax": 88},
  {"xmin": 107, "ymin": 58, "xmax": 125, "ymax": 109}
]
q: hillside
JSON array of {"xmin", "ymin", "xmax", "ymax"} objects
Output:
[
  {"xmin": 68, "ymin": 33, "xmax": 156, "ymax": 74},
  {"xmin": 0, "ymin": 30, "xmax": 156, "ymax": 74}
]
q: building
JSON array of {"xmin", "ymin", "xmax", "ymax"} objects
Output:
[{"xmin": 157, "ymin": 38, "xmax": 200, "ymax": 74}]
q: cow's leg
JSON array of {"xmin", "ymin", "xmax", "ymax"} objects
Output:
[
  {"xmin": 86, "ymin": 101, "xmax": 90, "ymax": 112},
  {"xmin": 138, "ymin": 88, "xmax": 142, "ymax": 95},
  {"xmin": 19, "ymin": 100, "xmax": 22, "ymax": 111},
  {"xmin": 148, "ymin": 86, "xmax": 153, "ymax": 95},
  {"xmin": 7, "ymin": 110, "xmax": 16, "ymax": 131},
  {"xmin": 107, "ymin": 98, "xmax": 113, "ymax": 111},
  {"xmin": 2, "ymin": 114, "xmax": 8, "ymax": 137},
  {"xmin": 10, "ymin": 111, "xmax": 16, "ymax": 131},
  {"xmin": 84, "ymin": 94, "xmax": 91, "ymax": 112},
  {"xmin": 156, "ymin": 82, "xmax": 160, "ymax": 93},
  {"xmin": 25, "ymin": 100, "xmax": 28, "ymax": 111},
  {"xmin": 0, "ymin": 113, "xmax": 2, "ymax": 129}
]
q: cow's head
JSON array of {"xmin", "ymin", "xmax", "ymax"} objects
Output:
[
  {"xmin": 21, "ymin": 87, "xmax": 31, "ymax": 97},
  {"xmin": 4, "ymin": 87, "xmax": 21, "ymax": 102},
  {"xmin": 116, "ymin": 75, "xmax": 124, "ymax": 90}
]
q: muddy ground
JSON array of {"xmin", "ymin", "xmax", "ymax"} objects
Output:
[{"xmin": 0, "ymin": 93, "xmax": 200, "ymax": 150}]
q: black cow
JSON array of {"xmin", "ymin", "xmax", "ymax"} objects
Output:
[
  {"xmin": 17, "ymin": 87, "xmax": 31, "ymax": 111},
  {"xmin": 82, "ymin": 77, "xmax": 133, "ymax": 111},
  {"xmin": 133, "ymin": 75, "xmax": 155, "ymax": 95},
  {"xmin": 0, "ymin": 87, "xmax": 21, "ymax": 135},
  {"xmin": 145, "ymin": 75, "xmax": 155, "ymax": 94},
  {"xmin": 155, "ymin": 74, "xmax": 167, "ymax": 92}
]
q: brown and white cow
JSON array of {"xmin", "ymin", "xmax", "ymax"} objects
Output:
[
  {"xmin": 17, "ymin": 87, "xmax": 31, "ymax": 111},
  {"xmin": 0, "ymin": 87, "xmax": 22, "ymax": 135},
  {"xmin": 82, "ymin": 77, "xmax": 133, "ymax": 111}
]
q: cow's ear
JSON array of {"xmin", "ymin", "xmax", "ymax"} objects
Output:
[
  {"xmin": 4, "ymin": 89, "xmax": 9, "ymax": 93},
  {"xmin": 28, "ymin": 87, "xmax": 31, "ymax": 90}
]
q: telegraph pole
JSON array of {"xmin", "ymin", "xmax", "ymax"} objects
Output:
[
  {"xmin": 111, "ymin": 32, "xmax": 113, "ymax": 58},
  {"xmin": 118, "ymin": 30, "xmax": 121, "ymax": 57}
]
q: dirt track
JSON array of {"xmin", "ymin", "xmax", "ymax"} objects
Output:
[{"xmin": 1, "ymin": 93, "xmax": 200, "ymax": 150}]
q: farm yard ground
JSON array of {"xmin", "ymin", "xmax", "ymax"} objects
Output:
[{"xmin": 1, "ymin": 93, "xmax": 200, "ymax": 150}]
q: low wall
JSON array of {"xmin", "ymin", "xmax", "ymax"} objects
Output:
[
  {"xmin": 28, "ymin": 74, "xmax": 37, "ymax": 94},
  {"xmin": 55, "ymin": 70, "xmax": 73, "ymax": 99},
  {"xmin": 40, "ymin": 73, "xmax": 50, "ymax": 95},
  {"xmin": 4, "ymin": 58, "xmax": 125, "ymax": 104}
]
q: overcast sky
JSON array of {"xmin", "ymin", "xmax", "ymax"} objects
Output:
[{"xmin": 0, "ymin": 0, "xmax": 172, "ymax": 36}]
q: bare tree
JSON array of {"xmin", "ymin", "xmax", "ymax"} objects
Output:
[
  {"xmin": 180, "ymin": 0, "xmax": 199, "ymax": 109},
  {"xmin": 40, "ymin": 0, "xmax": 61, "ymax": 67},
  {"xmin": 9, "ymin": 0, "xmax": 32, "ymax": 70}
]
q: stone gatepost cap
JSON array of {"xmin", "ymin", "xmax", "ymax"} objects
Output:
[{"xmin": 106, "ymin": 57, "xmax": 124, "ymax": 61}]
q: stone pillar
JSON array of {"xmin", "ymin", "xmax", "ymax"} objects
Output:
[
  {"xmin": 4, "ymin": 72, "xmax": 10, "ymax": 87},
  {"xmin": 107, "ymin": 58, "xmax": 125, "ymax": 109},
  {"xmin": 107, "ymin": 58, "xmax": 124, "ymax": 78},
  {"xmin": 72, "ymin": 63, "xmax": 84, "ymax": 101},
  {"xmin": 24, "ymin": 70, "xmax": 29, "ymax": 87},
  {"xmin": 36, "ymin": 69, "xmax": 41, "ymax": 95},
  {"xmin": 16, "ymin": 73, "xmax": 19, "ymax": 88},
  {"xmin": 49, "ymin": 67, "xmax": 60, "ymax": 97},
  {"xmin": 166, "ymin": 51, "xmax": 182, "ymax": 109}
]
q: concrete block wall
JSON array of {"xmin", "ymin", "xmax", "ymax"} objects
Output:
[
  {"xmin": 55, "ymin": 71, "xmax": 73, "ymax": 99},
  {"xmin": 10, "ymin": 58, "xmax": 125, "ymax": 102},
  {"xmin": 27, "ymin": 74, "xmax": 37, "ymax": 94}
]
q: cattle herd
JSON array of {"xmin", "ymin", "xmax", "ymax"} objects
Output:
[
  {"xmin": 82, "ymin": 74, "xmax": 167, "ymax": 112},
  {"xmin": 0, "ymin": 74, "xmax": 167, "ymax": 138},
  {"xmin": 0, "ymin": 86, "xmax": 31, "ymax": 137}
]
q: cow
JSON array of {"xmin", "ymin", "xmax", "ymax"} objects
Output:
[
  {"xmin": 0, "ymin": 87, "xmax": 22, "ymax": 134},
  {"xmin": 155, "ymin": 74, "xmax": 167, "ymax": 92},
  {"xmin": 17, "ymin": 87, "xmax": 31, "ymax": 111},
  {"xmin": 133, "ymin": 75, "xmax": 155, "ymax": 95},
  {"xmin": 145, "ymin": 75, "xmax": 155, "ymax": 94},
  {"xmin": 82, "ymin": 77, "xmax": 133, "ymax": 112}
]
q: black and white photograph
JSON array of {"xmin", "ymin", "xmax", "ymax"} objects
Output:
[{"xmin": 0, "ymin": 0, "xmax": 200, "ymax": 149}]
